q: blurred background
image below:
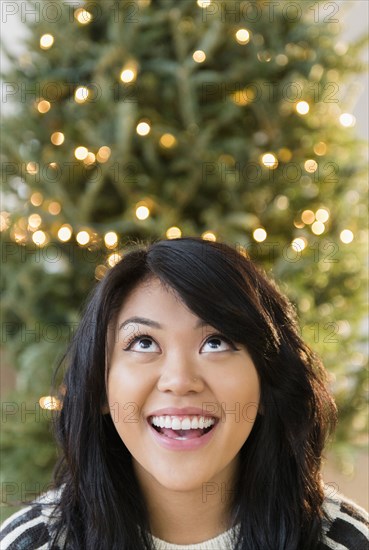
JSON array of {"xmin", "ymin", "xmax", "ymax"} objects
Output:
[{"xmin": 1, "ymin": 0, "xmax": 368, "ymax": 519}]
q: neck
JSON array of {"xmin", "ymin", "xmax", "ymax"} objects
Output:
[{"xmin": 133, "ymin": 459, "xmax": 238, "ymax": 545}]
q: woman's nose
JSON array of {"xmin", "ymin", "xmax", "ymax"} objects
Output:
[{"xmin": 156, "ymin": 353, "xmax": 203, "ymax": 394}]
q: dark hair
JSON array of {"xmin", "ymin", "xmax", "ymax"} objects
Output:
[{"xmin": 50, "ymin": 237, "xmax": 337, "ymax": 549}]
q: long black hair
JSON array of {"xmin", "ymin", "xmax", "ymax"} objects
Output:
[{"xmin": 50, "ymin": 237, "xmax": 337, "ymax": 549}]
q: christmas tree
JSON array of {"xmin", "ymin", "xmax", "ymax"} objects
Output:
[{"xmin": 1, "ymin": 0, "xmax": 367, "ymax": 519}]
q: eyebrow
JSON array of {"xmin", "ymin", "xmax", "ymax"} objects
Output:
[{"xmin": 118, "ymin": 316, "xmax": 209, "ymax": 332}]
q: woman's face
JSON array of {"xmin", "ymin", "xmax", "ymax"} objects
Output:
[{"xmin": 106, "ymin": 277, "xmax": 260, "ymax": 493}]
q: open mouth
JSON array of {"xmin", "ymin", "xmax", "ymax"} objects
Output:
[{"xmin": 148, "ymin": 415, "xmax": 218, "ymax": 440}]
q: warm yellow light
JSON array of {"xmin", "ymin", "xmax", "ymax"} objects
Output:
[
  {"xmin": 0, "ymin": 211, "xmax": 11, "ymax": 232},
  {"xmin": 108, "ymin": 253, "xmax": 122, "ymax": 267},
  {"xmin": 296, "ymin": 101, "xmax": 309, "ymax": 115},
  {"xmin": 304, "ymin": 159, "xmax": 318, "ymax": 173},
  {"xmin": 136, "ymin": 121, "xmax": 151, "ymax": 136},
  {"xmin": 28, "ymin": 214, "xmax": 42, "ymax": 229},
  {"xmin": 315, "ymin": 208, "xmax": 329, "ymax": 223},
  {"xmin": 301, "ymin": 210, "xmax": 315, "ymax": 224},
  {"xmin": 76, "ymin": 230, "xmax": 90, "ymax": 245},
  {"xmin": 30, "ymin": 192, "xmax": 43, "ymax": 206},
  {"xmin": 58, "ymin": 225, "xmax": 72, "ymax": 242},
  {"xmin": 278, "ymin": 148, "xmax": 292, "ymax": 162},
  {"xmin": 202, "ymin": 232, "xmax": 216, "ymax": 241},
  {"xmin": 37, "ymin": 99, "xmax": 51, "ymax": 113},
  {"xmin": 75, "ymin": 86, "xmax": 89, "ymax": 103},
  {"xmin": 340, "ymin": 229, "xmax": 354, "ymax": 244},
  {"xmin": 51, "ymin": 132, "xmax": 65, "ymax": 145},
  {"xmin": 197, "ymin": 0, "xmax": 212, "ymax": 7},
  {"xmin": 49, "ymin": 162, "xmax": 58, "ymax": 169},
  {"xmin": 97, "ymin": 146, "xmax": 112, "ymax": 162},
  {"xmin": 159, "ymin": 133, "xmax": 177, "ymax": 148},
  {"xmin": 193, "ymin": 50, "xmax": 206, "ymax": 63},
  {"xmin": 311, "ymin": 221, "xmax": 325, "ymax": 235},
  {"xmin": 74, "ymin": 146, "xmax": 89, "ymax": 160},
  {"xmin": 235, "ymin": 29, "xmax": 250, "ymax": 44},
  {"xmin": 120, "ymin": 68, "xmax": 136, "ymax": 83},
  {"xmin": 74, "ymin": 8, "xmax": 93, "ymax": 24},
  {"xmin": 231, "ymin": 89, "xmax": 248, "ymax": 106},
  {"xmin": 135, "ymin": 205, "xmax": 150, "ymax": 220},
  {"xmin": 104, "ymin": 231, "xmax": 118, "ymax": 248},
  {"xmin": 253, "ymin": 228, "xmax": 267, "ymax": 242},
  {"xmin": 40, "ymin": 34, "xmax": 54, "ymax": 49},
  {"xmin": 339, "ymin": 113, "xmax": 356, "ymax": 127},
  {"xmin": 32, "ymin": 230, "xmax": 47, "ymax": 246},
  {"xmin": 313, "ymin": 142, "xmax": 327, "ymax": 156},
  {"xmin": 26, "ymin": 162, "xmax": 38, "ymax": 175},
  {"xmin": 291, "ymin": 237, "xmax": 307, "ymax": 252},
  {"xmin": 261, "ymin": 153, "xmax": 278, "ymax": 169},
  {"xmin": 39, "ymin": 396, "xmax": 61, "ymax": 410},
  {"xmin": 13, "ymin": 228, "xmax": 27, "ymax": 243},
  {"xmin": 83, "ymin": 152, "xmax": 96, "ymax": 165},
  {"xmin": 95, "ymin": 264, "xmax": 108, "ymax": 280},
  {"xmin": 166, "ymin": 226, "xmax": 182, "ymax": 239},
  {"xmin": 48, "ymin": 201, "xmax": 61, "ymax": 215}
]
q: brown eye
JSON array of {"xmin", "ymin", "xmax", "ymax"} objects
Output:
[
  {"xmin": 124, "ymin": 335, "xmax": 160, "ymax": 353},
  {"xmin": 200, "ymin": 335, "xmax": 236, "ymax": 353}
]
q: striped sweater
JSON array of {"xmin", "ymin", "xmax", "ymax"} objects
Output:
[{"xmin": 1, "ymin": 488, "xmax": 368, "ymax": 549}]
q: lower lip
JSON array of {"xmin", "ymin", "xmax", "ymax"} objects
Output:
[{"xmin": 147, "ymin": 421, "xmax": 218, "ymax": 451}]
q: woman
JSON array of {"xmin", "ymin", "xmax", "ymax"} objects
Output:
[{"xmin": 1, "ymin": 237, "xmax": 368, "ymax": 549}]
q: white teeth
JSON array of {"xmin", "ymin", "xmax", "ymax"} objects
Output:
[{"xmin": 150, "ymin": 415, "xmax": 216, "ymax": 431}]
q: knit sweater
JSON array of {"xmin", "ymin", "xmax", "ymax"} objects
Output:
[{"xmin": 1, "ymin": 487, "xmax": 368, "ymax": 549}]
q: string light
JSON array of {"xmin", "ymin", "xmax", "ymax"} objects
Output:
[
  {"xmin": 304, "ymin": 159, "xmax": 318, "ymax": 173},
  {"xmin": 58, "ymin": 225, "xmax": 72, "ymax": 242},
  {"xmin": 235, "ymin": 29, "xmax": 250, "ymax": 44},
  {"xmin": 97, "ymin": 146, "xmax": 112, "ymax": 162},
  {"xmin": 0, "ymin": 211, "xmax": 11, "ymax": 232},
  {"xmin": 51, "ymin": 132, "xmax": 65, "ymax": 146},
  {"xmin": 120, "ymin": 62, "xmax": 138, "ymax": 83},
  {"xmin": 193, "ymin": 50, "xmax": 206, "ymax": 63},
  {"xmin": 32, "ymin": 230, "xmax": 47, "ymax": 246},
  {"xmin": 37, "ymin": 99, "xmax": 51, "ymax": 113},
  {"xmin": 275, "ymin": 195, "xmax": 289, "ymax": 210},
  {"xmin": 40, "ymin": 34, "xmax": 54, "ymax": 49},
  {"xmin": 231, "ymin": 89, "xmax": 249, "ymax": 106},
  {"xmin": 95, "ymin": 264, "xmax": 108, "ymax": 280},
  {"xmin": 311, "ymin": 221, "xmax": 325, "ymax": 235},
  {"xmin": 74, "ymin": 8, "xmax": 93, "ymax": 24},
  {"xmin": 30, "ymin": 192, "xmax": 43, "ymax": 206},
  {"xmin": 197, "ymin": 0, "xmax": 212, "ymax": 7},
  {"xmin": 275, "ymin": 54, "xmax": 288, "ymax": 66},
  {"xmin": 166, "ymin": 227, "xmax": 182, "ymax": 239},
  {"xmin": 136, "ymin": 121, "xmax": 151, "ymax": 136},
  {"xmin": 278, "ymin": 148, "xmax": 292, "ymax": 162},
  {"xmin": 314, "ymin": 142, "xmax": 327, "ymax": 156},
  {"xmin": 83, "ymin": 152, "xmax": 96, "ymax": 165},
  {"xmin": 26, "ymin": 162, "xmax": 38, "ymax": 175},
  {"xmin": 74, "ymin": 86, "xmax": 89, "ymax": 104},
  {"xmin": 107, "ymin": 253, "xmax": 122, "ymax": 267},
  {"xmin": 295, "ymin": 101, "xmax": 309, "ymax": 115},
  {"xmin": 28, "ymin": 214, "xmax": 42, "ymax": 230},
  {"xmin": 261, "ymin": 153, "xmax": 278, "ymax": 169},
  {"xmin": 253, "ymin": 228, "xmax": 267, "ymax": 242},
  {"xmin": 76, "ymin": 230, "xmax": 90, "ymax": 245},
  {"xmin": 202, "ymin": 232, "xmax": 216, "ymax": 241},
  {"xmin": 104, "ymin": 231, "xmax": 118, "ymax": 248},
  {"xmin": 339, "ymin": 113, "xmax": 356, "ymax": 127},
  {"xmin": 48, "ymin": 201, "xmax": 61, "ymax": 215},
  {"xmin": 159, "ymin": 133, "xmax": 177, "ymax": 148},
  {"xmin": 315, "ymin": 208, "xmax": 329, "ymax": 223},
  {"xmin": 291, "ymin": 237, "xmax": 307, "ymax": 252},
  {"xmin": 135, "ymin": 205, "xmax": 150, "ymax": 220},
  {"xmin": 301, "ymin": 210, "xmax": 315, "ymax": 224},
  {"xmin": 340, "ymin": 229, "xmax": 354, "ymax": 244},
  {"xmin": 39, "ymin": 396, "xmax": 61, "ymax": 410},
  {"xmin": 74, "ymin": 146, "xmax": 89, "ymax": 160}
]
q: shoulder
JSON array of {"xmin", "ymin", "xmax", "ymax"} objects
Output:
[
  {"xmin": 322, "ymin": 488, "xmax": 369, "ymax": 550},
  {"xmin": 0, "ymin": 488, "xmax": 64, "ymax": 550}
]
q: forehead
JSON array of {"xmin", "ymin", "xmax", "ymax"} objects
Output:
[{"xmin": 117, "ymin": 277, "xmax": 193, "ymax": 321}]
